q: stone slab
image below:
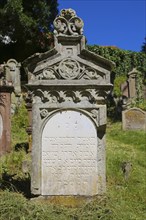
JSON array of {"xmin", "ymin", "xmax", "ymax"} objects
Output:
[
  {"xmin": 41, "ymin": 110, "xmax": 98, "ymax": 196},
  {"xmin": 122, "ymin": 107, "xmax": 146, "ymax": 130}
]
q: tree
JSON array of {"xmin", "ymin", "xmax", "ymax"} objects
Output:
[
  {"xmin": 0, "ymin": 0, "xmax": 58, "ymax": 62},
  {"xmin": 141, "ymin": 37, "xmax": 146, "ymax": 53}
]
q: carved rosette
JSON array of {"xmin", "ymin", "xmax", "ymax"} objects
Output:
[
  {"xmin": 58, "ymin": 58, "xmax": 80, "ymax": 79},
  {"xmin": 40, "ymin": 109, "xmax": 49, "ymax": 118},
  {"xmin": 53, "ymin": 9, "xmax": 84, "ymax": 36}
]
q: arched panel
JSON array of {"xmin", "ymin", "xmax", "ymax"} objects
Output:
[{"xmin": 41, "ymin": 110, "xmax": 98, "ymax": 196}]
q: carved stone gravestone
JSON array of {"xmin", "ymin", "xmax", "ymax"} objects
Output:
[
  {"xmin": 0, "ymin": 59, "xmax": 21, "ymax": 155},
  {"xmin": 24, "ymin": 9, "xmax": 114, "ymax": 198},
  {"xmin": 122, "ymin": 107, "xmax": 146, "ymax": 130}
]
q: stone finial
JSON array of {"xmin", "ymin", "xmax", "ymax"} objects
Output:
[{"xmin": 53, "ymin": 8, "xmax": 84, "ymax": 36}]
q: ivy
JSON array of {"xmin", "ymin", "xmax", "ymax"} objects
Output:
[
  {"xmin": 87, "ymin": 45, "xmax": 146, "ymax": 78},
  {"xmin": 87, "ymin": 45, "xmax": 146, "ymax": 115}
]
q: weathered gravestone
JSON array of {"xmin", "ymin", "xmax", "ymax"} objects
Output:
[
  {"xmin": 23, "ymin": 9, "xmax": 114, "ymax": 198},
  {"xmin": 121, "ymin": 68, "xmax": 138, "ymax": 100},
  {"xmin": 120, "ymin": 68, "xmax": 144, "ymax": 110},
  {"xmin": 0, "ymin": 59, "xmax": 21, "ymax": 155},
  {"xmin": 122, "ymin": 107, "xmax": 146, "ymax": 130}
]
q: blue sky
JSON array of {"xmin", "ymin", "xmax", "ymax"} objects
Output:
[{"xmin": 58, "ymin": 0, "xmax": 146, "ymax": 52}]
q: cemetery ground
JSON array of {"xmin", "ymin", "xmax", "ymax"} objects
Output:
[{"xmin": 0, "ymin": 104, "xmax": 146, "ymax": 220}]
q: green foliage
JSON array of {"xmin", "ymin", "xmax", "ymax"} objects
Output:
[
  {"xmin": 113, "ymin": 75, "xmax": 127, "ymax": 97},
  {"xmin": 130, "ymin": 98, "xmax": 146, "ymax": 111},
  {"xmin": 11, "ymin": 100, "xmax": 29, "ymax": 147},
  {"xmin": 87, "ymin": 45, "xmax": 146, "ymax": 78},
  {"xmin": 0, "ymin": 101, "xmax": 29, "ymax": 181},
  {"xmin": 0, "ymin": 0, "xmax": 58, "ymax": 62},
  {"xmin": 106, "ymin": 122, "xmax": 146, "ymax": 220},
  {"xmin": 0, "ymin": 149, "xmax": 29, "ymax": 180},
  {"xmin": 87, "ymin": 45, "xmax": 146, "ymax": 117},
  {"xmin": 0, "ymin": 191, "xmax": 111, "ymax": 220}
]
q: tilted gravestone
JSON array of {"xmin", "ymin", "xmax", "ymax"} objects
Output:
[
  {"xmin": 122, "ymin": 107, "xmax": 146, "ymax": 130},
  {"xmin": 24, "ymin": 9, "xmax": 114, "ymax": 198},
  {"xmin": 0, "ymin": 59, "xmax": 21, "ymax": 155}
]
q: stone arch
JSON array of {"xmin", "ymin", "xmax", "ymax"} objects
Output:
[{"xmin": 41, "ymin": 110, "xmax": 98, "ymax": 195}]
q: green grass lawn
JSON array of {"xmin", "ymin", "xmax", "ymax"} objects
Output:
[
  {"xmin": 0, "ymin": 115, "xmax": 146, "ymax": 219},
  {"xmin": 106, "ymin": 122, "xmax": 146, "ymax": 220}
]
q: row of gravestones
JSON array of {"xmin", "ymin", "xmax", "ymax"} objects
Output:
[{"xmin": 0, "ymin": 8, "xmax": 146, "ymax": 201}]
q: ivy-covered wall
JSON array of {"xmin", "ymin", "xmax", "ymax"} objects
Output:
[
  {"xmin": 87, "ymin": 45, "xmax": 146, "ymax": 78},
  {"xmin": 87, "ymin": 45, "xmax": 146, "ymax": 114}
]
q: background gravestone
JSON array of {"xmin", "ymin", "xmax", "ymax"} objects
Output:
[
  {"xmin": 122, "ymin": 107, "xmax": 146, "ymax": 130},
  {"xmin": 0, "ymin": 59, "xmax": 21, "ymax": 155},
  {"xmin": 24, "ymin": 9, "xmax": 114, "ymax": 198}
]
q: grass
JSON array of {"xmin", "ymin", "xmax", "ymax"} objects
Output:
[
  {"xmin": 106, "ymin": 122, "xmax": 146, "ymax": 220},
  {"xmin": 0, "ymin": 106, "xmax": 146, "ymax": 219}
]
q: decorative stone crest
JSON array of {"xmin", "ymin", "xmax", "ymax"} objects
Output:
[{"xmin": 54, "ymin": 8, "xmax": 84, "ymax": 36}]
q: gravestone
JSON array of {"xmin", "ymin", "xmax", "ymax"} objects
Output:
[
  {"xmin": 120, "ymin": 68, "xmax": 144, "ymax": 110},
  {"xmin": 121, "ymin": 68, "xmax": 138, "ymax": 99},
  {"xmin": 0, "ymin": 59, "xmax": 21, "ymax": 155},
  {"xmin": 122, "ymin": 107, "xmax": 146, "ymax": 130},
  {"xmin": 24, "ymin": 9, "xmax": 114, "ymax": 198}
]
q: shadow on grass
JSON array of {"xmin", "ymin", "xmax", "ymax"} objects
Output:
[
  {"xmin": 1, "ymin": 172, "xmax": 31, "ymax": 198},
  {"xmin": 15, "ymin": 142, "xmax": 29, "ymax": 153},
  {"xmin": 0, "ymin": 142, "xmax": 32, "ymax": 198}
]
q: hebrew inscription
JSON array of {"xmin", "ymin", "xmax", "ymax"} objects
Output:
[{"xmin": 41, "ymin": 110, "xmax": 98, "ymax": 196}]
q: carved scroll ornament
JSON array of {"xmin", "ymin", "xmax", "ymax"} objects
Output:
[{"xmin": 53, "ymin": 9, "xmax": 84, "ymax": 36}]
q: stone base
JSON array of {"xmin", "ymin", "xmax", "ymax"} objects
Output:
[{"xmin": 30, "ymin": 195, "xmax": 101, "ymax": 207}]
